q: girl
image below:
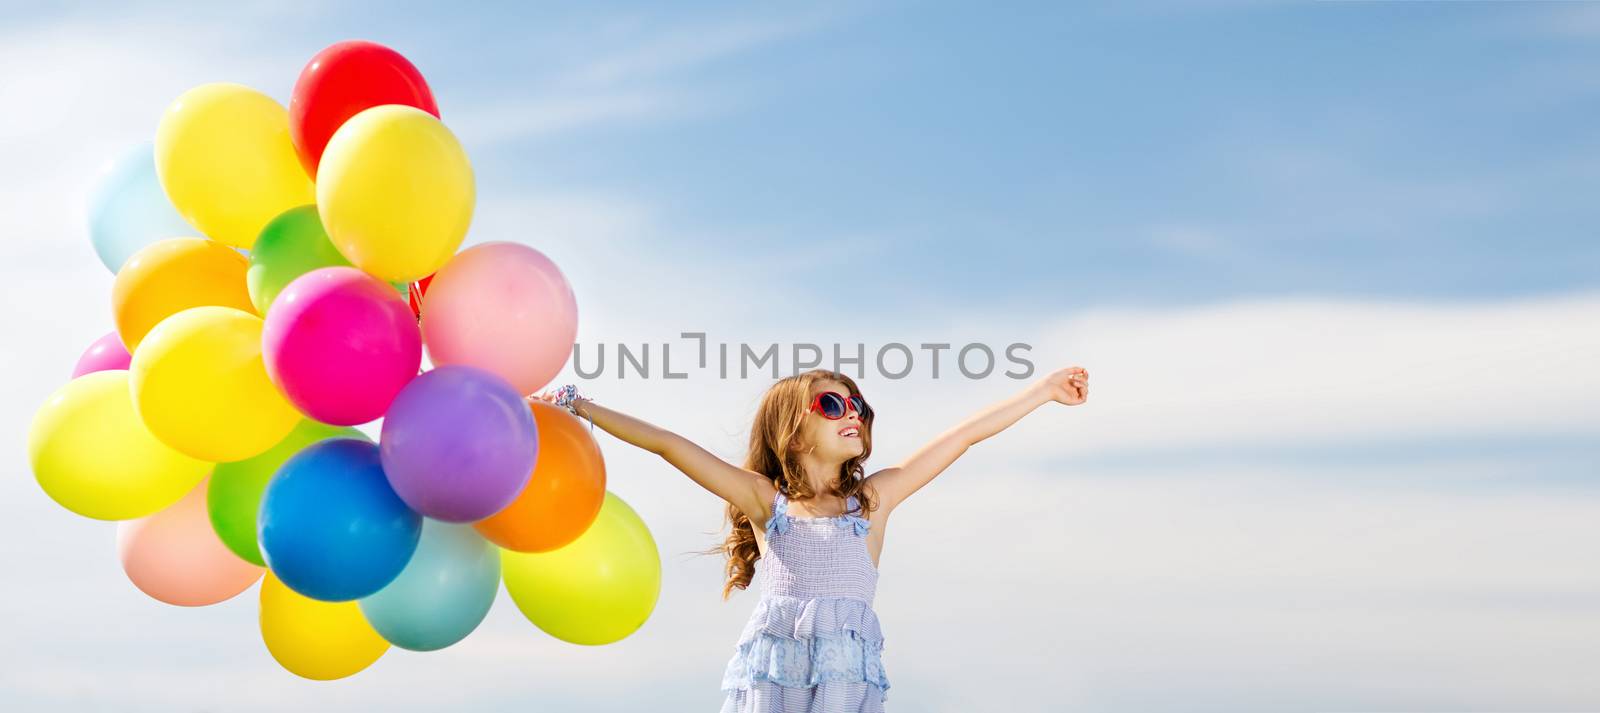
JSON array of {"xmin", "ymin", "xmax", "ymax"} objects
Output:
[{"xmin": 538, "ymin": 365, "xmax": 1088, "ymax": 712}]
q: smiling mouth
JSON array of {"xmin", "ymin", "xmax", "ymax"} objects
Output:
[{"xmin": 838, "ymin": 426, "xmax": 860, "ymax": 438}]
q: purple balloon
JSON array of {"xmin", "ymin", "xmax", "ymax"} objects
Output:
[
  {"xmin": 73, "ymin": 331, "xmax": 132, "ymax": 377},
  {"xmin": 380, "ymin": 366, "xmax": 539, "ymax": 522}
]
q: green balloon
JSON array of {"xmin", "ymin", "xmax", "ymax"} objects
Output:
[
  {"xmin": 502, "ymin": 492, "xmax": 662, "ymax": 645},
  {"xmin": 247, "ymin": 205, "xmax": 409, "ymax": 314},
  {"xmin": 207, "ymin": 419, "xmax": 368, "ymax": 565}
]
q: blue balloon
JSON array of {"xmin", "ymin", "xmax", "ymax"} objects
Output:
[
  {"xmin": 87, "ymin": 143, "xmax": 196, "ymax": 273},
  {"xmin": 259, "ymin": 438, "xmax": 421, "ymax": 602},
  {"xmin": 359, "ymin": 520, "xmax": 501, "ymax": 651}
]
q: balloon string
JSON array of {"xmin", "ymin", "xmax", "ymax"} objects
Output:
[{"xmin": 552, "ymin": 384, "xmax": 595, "ymax": 434}]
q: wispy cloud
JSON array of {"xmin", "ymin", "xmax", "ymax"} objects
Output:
[
  {"xmin": 453, "ymin": 88, "xmax": 714, "ymax": 146},
  {"xmin": 1504, "ymin": 2, "xmax": 1600, "ymax": 40},
  {"xmin": 557, "ymin": 15, "xmax": 829, "ymax": 90},
  {"xmin": 450, "ymin": 9, "xmax": 843, "ymax": 147}
]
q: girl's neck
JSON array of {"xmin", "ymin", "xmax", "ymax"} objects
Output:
[{"xmin": 793, "ymin": 452, "xmax": 846, "ymax": 498}]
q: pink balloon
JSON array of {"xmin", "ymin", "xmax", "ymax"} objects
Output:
[
  {"xmin": 72, "ymin": 331, "xmax": 132, "ymax": 377},
  {"xmin": 422, "ymin": 242, "xmax": 577, "ymax": 395},
  {"xmin": 117, "ymin": 478, "xmax": 263, "ymax": 606},
  {"xmin": 263, "ymin": 267, "xmax": 422, "ymax": 425}
]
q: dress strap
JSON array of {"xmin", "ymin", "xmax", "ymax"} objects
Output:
[
  {"xmin": 766, "ymin": 490, "xmax": 790, "ymax": 537},
  {"xmin": 838, "ymin": 494, "xmax": 870, "ymax": 537}
]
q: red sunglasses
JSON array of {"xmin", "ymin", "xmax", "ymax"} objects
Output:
[{"xmin": 809, "ymin": 391, "xmax": 872, "ymax": 421}]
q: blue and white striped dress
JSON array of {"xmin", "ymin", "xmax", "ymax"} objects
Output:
[{"xmin": 720, "ymin": 490, "xmax": 890, "ymax": 712}]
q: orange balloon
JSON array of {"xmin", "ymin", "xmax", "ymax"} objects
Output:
[
  {"xmin": 113, "ymin": 237, "xmax": 254, "ymax": 352},
  {"xmin": 476, "ymin": 401, "xmax": 606, "ymax": 552}
]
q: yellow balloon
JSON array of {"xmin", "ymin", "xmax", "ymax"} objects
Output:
[
  {"xmin": 113, "ymin": 237, "xmax": 255, "ymax": 353},
  {"xmin": 260, "ymin": 572, "xmax": 388, "ymax": 680},
  {"xmin": 156, "ymin": 83, "xmax": 313, "ymax": 248},
  {"xmin": 130, "ymin": 306, "xmax": 300, "ymax": 462},
  {"xmin": 28, "ymin": 371, "xmax": 211, "ymax": 520},
  {"xmin": 502, "ymin": 491, "xmax": 661, "ymax": 645},
  {"xmin": 317, "ymin": 105, "xmax": 474, "ymax": 282}
]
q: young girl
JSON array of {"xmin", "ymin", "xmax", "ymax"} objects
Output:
[{"xmin": 539, "ymin": 365, "xmax": 1088, "ymax": 712}]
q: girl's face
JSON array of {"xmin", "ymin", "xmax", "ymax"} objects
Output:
[{"xmin": 800, "ymin": 380, "xmax": 867, "ymax": 462}]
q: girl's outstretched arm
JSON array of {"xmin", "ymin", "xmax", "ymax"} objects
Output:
[
  {"xmin": 546, "ymin": 397, "xmax": 772, "ymax": 521},
  {"xmin": 866, "ymin": 366, "xmax": 1088, "ymax": 513}
]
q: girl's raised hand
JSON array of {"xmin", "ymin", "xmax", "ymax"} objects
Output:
[{"xmin": 1038, "ymin": 366, "xmax": 1088, "ymax": 405}]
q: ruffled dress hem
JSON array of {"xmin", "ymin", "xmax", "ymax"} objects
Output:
[{"xmin": 720, "ymin": 594, "xmax": 890, "ymax": 695}]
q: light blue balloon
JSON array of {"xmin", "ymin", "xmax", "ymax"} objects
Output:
[
  {"xmin": 87, "ymin": 143, "xmax": 196, "ymax": 273},
  {"xmin": 359, "ymin": 519, "xmax": 500, "ymax": 651}
]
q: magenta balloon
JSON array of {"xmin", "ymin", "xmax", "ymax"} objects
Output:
[
  {"xmin": 73, "ymin": 331, "xmax": 132, "ymax": 377},
  {"xmin": 421, "ymin": 242, "xmax": 577, "ymax": 396},
  {"xmin": 380, "ymin": 366, "xmax": 538, "ymax": 522},
  {"xmin": 262, "ymin": 267, "xmax": 421, "ymax": 425}
]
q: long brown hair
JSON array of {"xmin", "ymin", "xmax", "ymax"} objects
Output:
[{"xmin": 716, "ymin": 369, "xmax": 876, "ymax": 599}]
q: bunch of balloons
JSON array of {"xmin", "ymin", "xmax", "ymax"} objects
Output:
[{"xmin": 29, "ymin": 40, "xmax": 662, "ymax": 680}]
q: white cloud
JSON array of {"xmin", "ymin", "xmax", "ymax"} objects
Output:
[
  {"xmin": 0, "ymin": 16, "xmax": 309, "ymax": 266},
  {"xmin": 8, "ymin": 262, "xmax": 1599, "ymax": 709},
  {"xmin": 550, "ymin": 284, "xmax": 1600, "ymax": 470},
  {"xmin": 5, "ymin": 456, "xmax": 1598, "ymax": 711},
  {"xmin": 1030, "ymin": 290, "xmax": 1600, "ymax": 451},
  {"xmin": 879, "ymin": 465, "xmax": 1600, "ymax": 711}
]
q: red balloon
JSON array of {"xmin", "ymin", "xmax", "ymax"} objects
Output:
[
  {"xmin": 289, "ymin": 40, "xmax": 440, "ymax": 178},
  {"xmin": 408, "ymin": 274, "xmax": 434, "ymax": 320}
]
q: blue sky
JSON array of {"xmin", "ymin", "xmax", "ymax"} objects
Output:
[
  {"xmin": 2, "ymin": 1, "xmax": 1599, "ymax": 711},
  {"xmin": 9, "ymin": 1, "xmax": 1600, "ymax": 303}
]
